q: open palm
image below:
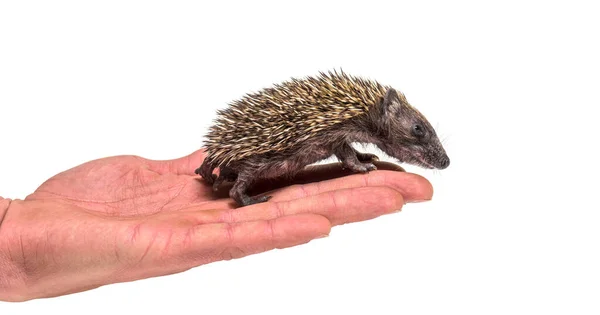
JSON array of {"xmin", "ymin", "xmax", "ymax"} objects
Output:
[{"xmin": 1, "ymin": 150, "xmax": 433, "ymax": 301}]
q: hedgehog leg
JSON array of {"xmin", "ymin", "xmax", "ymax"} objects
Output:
[
  {"xmin": 221, "ymin": 166, "xmax": 239, "ymax": 181},
  {"xmin": 229, "ymin": 175, "xmax": 271, "ymax": 207},
  {"xmin": 334, "ymin": 142, "xmax": 377, "ymax": 173}
]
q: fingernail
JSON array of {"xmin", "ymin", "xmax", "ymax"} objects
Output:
[{"xmin": 316, "ymin": 234, "xmax": 329, "ymax": 239}]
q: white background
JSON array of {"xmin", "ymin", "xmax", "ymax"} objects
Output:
[{"xmin": 1, "ymin": 0, "xmax": 599, "ymax": 314}]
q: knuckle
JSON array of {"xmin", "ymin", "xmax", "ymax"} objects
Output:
[{"xmin": 271, "ymin": 202, "xmax": 285, "ymax": 218}]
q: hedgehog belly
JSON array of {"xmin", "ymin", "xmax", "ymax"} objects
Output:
[{"xmin": 227, "ymin": 143, "xmax": 334, "ymax": 180}]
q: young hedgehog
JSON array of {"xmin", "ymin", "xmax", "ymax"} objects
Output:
[{"xmin": 196, "ymin": 70, "xmax": 450, "ymax": 206}]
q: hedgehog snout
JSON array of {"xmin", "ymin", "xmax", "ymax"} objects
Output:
[{"xmin": 436, "ymin": 154, "xmax": 450, "ymax": 169}]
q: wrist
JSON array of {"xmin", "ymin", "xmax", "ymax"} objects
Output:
[{"xmin": 0, "ymin": 197, "xmax": 27, "ymax": 302}]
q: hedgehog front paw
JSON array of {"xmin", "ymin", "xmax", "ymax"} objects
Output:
[
  {"xmin": 356, "ymin": 152, "xmax": 380, "ymax": 163},
  {"xmin": 343, "ymin": 162, "xmax": 377, "ymax": 173}
]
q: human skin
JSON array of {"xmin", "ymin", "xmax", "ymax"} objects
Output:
[{"xmin": 0, "ymin": 150, "xmax": 433, "ymax": 302}]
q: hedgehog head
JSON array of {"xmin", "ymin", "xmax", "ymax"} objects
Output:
[{"xmin": 374, "ymin": 88, "xmax": 450, "ymax": 169}]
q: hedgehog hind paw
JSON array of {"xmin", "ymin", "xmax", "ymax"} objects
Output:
[
  {"xmin": 239, "ymin": 195, "xmax": 272, "ymax": 207},
  {"xmin": 201, "ymin": 173, "xmax": 218, "ymax": 185},
  {"xmin": 212, "ymin": 175, "xmax": 226, "ymax": 191},
  {"xmin": 252, "ymin": 195, "xmax": 272, "ymax": 205}
]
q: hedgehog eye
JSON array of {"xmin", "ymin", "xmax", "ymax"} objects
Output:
[{"xmin": 411, "ymin": 123, "xmax": 425, "ymax": 138}]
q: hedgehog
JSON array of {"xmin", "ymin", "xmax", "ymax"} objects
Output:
[{"xmin": 196, "ymin": 70, "xmax": 450, "ymax": 206}]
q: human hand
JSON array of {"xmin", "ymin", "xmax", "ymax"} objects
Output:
[{"xmin": 0, "ymin": 150, "xmax": 433, "ymax": 301}]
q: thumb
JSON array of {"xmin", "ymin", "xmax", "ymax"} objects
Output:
[{"xmin": 143, "ymin": 149, "xmax": 208, "ymax": 175}]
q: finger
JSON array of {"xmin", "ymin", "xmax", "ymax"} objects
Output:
[
  {"xmin": 188, "ymin": 169, "xmax": 433, "ymax": 211},
  {"xmin": 197, "ymin": 186, "xmax": 404, "ymax": 226},
  {"xmin": 259, "ymin": 170, "xmax": 433, "ymax": 204},
  {"xmin": 144, "ymin": 149, "xmax": 208, "ymax": 175},
  {"xmin": 171, "ymin": 214, "xmax": 330, "ymax": 267}
]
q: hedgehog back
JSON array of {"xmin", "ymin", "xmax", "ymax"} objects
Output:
[{"xmin": 203, "ymin": 71, "xmax": 388, "ymax": 166}]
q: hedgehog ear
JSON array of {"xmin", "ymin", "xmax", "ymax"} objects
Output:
[{"xmin": 381, "ymin": 88, "xmax": 403, "ymax": 116}]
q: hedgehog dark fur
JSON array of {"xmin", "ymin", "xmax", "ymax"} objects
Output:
[{"xmin": 196, "ymin": 70, "xmax": 450, "ymax": 206}]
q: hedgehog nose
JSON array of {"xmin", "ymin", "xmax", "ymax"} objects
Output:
[{"xmin": 438, "ymin": 155, "xmax": 450, "ymax": 169}]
